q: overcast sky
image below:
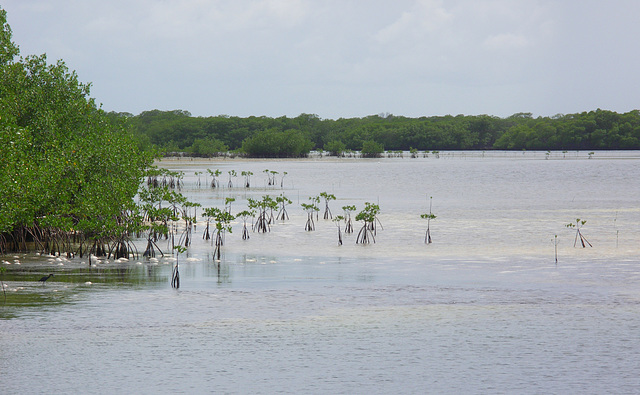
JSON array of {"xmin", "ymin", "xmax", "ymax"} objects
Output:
[{"xmin": 3, "ymin": 0, "xmax": 640, "ymax": 119}]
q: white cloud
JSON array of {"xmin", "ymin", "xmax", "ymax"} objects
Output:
[
  {"xmin": 482, "ymin": 33, "xmax": 528, "ymax": 50},
  {"xmin": 375, "ymin": 0, "xmax": 453, "ymax": 44},
  {"xmin": 3, "ymin": 0, "xmax": 640, "ymax": 118}
]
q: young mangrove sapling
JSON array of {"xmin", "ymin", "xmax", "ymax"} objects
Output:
[
  {"xmin": 236, "ymin": 210, "xmax": 255, "ymax": 240},
  {"xmin": 248, "ymin": 196, "xmax": 275, "ymax": 233},
  {"xmin": 342, "ymin": 205, "xmax": 356, "ymax": 234},
  {"xmin": 227, "ymin": 170, "xmax": 237, "ymax": 188},
  {"xmin": 566, "ymin": 218, "xmax": 592, "ymax": 248},
  {"xmin": 225, "ymin": 197, "xmax": 236, "ymax": 215},
  {"xmin": 333, "ymin": 215, "xmax": 345, "ymax": 245},
  {"xmin": 276, "ymin": 193, "xmax": 292, "ymax": 221},
  {"xmin": 241, "ymin": 170, "xmax": 253, "ymax": 188},
  {"xmin": 301, "ymin": 201, "xmax": 318, "ymax": 231},
  {"xmin": 310, "ymin": 195, "xmax": 321, "ymax": 221},
  {"xmin": 207, "ymin": 169, "xmax": 221, "ymax": 188},
  {"xmin": 320, "ymin": 192, "xmax": 336, "ymax": 220},
  {"xmin": 214, "ymin": 209, "xmax": 234, "ymax": 260},
  {"xmin": 421, "ymin": 196, "xmax": 436, "ymax": 244},
  {"xmin": 270, "ymin": 170, "xmax": 279, "ymax": 187},
  {"xmin": 171, "ymin": 245, "xmax": 186, "ymax": 289},
  {"xmin": 355, "ymin": 202, "xmax": 380, "ymax": 244}
]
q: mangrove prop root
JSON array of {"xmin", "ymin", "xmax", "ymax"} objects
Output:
[
  {"xmin": 305, "ymin": 214, "xmax": 315, "ymax": 231},
  {"xmin": 242, "ymin": 223, "xmax": 250, "ymax": 240},
  {"xmin": 171, "ymin": 264, "xmax": 180, "ymax": 288},
  {"xmin": 356, "ymin": 223, "xmax": 376, "ymax": 244}
]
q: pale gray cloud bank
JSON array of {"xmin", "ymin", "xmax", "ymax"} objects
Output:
[{"xmin": 3, "ymin": 0, "xmax": 640, "ymax": 119}]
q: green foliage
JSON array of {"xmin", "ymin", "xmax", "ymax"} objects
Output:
[
  {"xmin": 248, "ymin": 195, "xmax": 277, "ymax": 233},
  {"xmin": 324, "ymin": 140, "xmax": 346, "ymax": 156},
  {"xmin": 0, "ymin": 10, "xmax": 153, "ymax": 252},
  {"xmin": 355, "ymin": 202, "xmax": 380, "ymax": 223},
  {"xmin": 301, "ymin": 203, "xmax": 317, "ymax": 212},
  {"xmin": 566, "ymin": 218, "xmax": 592, "ymax": 248},
  {"xmin": 203, "ymin": 207, "xmax": 235, "ymax": 233},
  {"xmin": 236, "ymin": 210, "xmax": 255, "ymax": 220},
  {"xmin": 566, "ymin": 218, "xmax": 586, "ymax": 229},
  {"xmin": 129, "ymin": 108, "xmax": 640, "ymax": 154},
  {"xmin": 320, "ymin": 192, "xmax": 336, "ymax": 202},
  {"xmin": 360, "ymin": 140, "xmax": 384, "ymax": 158},
  {"xmin": 342, "ymin": 205, "xmax": 356, "ymax": 213},
  {"xmin": 0, "ymin": 9, "xmax": 18, "ymax": 65},
  {"xmin": 355, "ymin": 202, "xmax": 380, "ymax": 244},
  {"xmin": 320, "ymin": 192, "xmax": 336, "ymax": 219},
  {"xmin": 189, "ymin": 136, "xmax": 228, "ymax": 157},
  {"xmin": 241, "ymin": 128, "xmax": 313, "ymax": 158}
]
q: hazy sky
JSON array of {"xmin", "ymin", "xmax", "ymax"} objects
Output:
[{"xmin": 3, "ymin": 0, "xmax": 640, "ymax": 119}]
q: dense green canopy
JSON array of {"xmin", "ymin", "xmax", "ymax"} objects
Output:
[
  {"xmin": 124, "ymin": 109, "xmax": 640, "ymax": 156},
  {"xmin": 0, "ymin": 9, "xmax": 152, "ymax": 246}
]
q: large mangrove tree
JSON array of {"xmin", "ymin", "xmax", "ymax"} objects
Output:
[{"xmin": 0, "ymin": 8, "xmax": 152, "ymax": 254}]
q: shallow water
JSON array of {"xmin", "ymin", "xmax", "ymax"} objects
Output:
[{"xmin": 2, "ymin": 151, "xmax": 640, "ymax": 394}]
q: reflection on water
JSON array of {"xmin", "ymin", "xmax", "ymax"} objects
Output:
[{"xmin": 1, "ymin": 151, "xmax": 640, "ymax": 394}]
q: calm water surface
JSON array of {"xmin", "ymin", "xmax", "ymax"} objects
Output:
[{"xmin": 2, "ymin": 151, "xmax": 639, "ymax": 394}]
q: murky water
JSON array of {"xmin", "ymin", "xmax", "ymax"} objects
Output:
[{"xmin": 2, "ymin": 151, "xmax": 640, "ymax": 394}]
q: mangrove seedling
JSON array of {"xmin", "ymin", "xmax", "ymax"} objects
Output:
[
  {"xmin": 310, "ymin": 195, "xmax": 321, "ymax": 221},
  {"xmin": 263, "ymin": 169, "xmax": 270, "ymax": 185},
  {"xmin": 207, "ymin": 169, "xmax": 221, "ymax": 188},
  {"xmin": 421, "ymin": 213, "xmax": 436, "ymax": 244},
  {"xmin": 270, "ymin": 170, "xmax": 279, "ymax": 186},
  {"xmin": 276, "ymin": 193, "xmax": 292, "ymax": 221},
  {"xmin": 214, "ymin": 210, "xmax": 234, "ymax": 260},
  {"xmin": 342, "ymin": 205, "xmax": 356, "ymax": 234},
  {"xmin": 301, "ymin": 201, "xmax": 318, "ymax": 231},
  {"xmin": 202, "ymin": 207, "xmax": 214, "ymax": 242},
  {"xmin": 566, "ymin": 218, "xmax": 592, "ymax": 248},
  {"xmin": 225, "ymin": 197, "xmax": 236, "ymax": 215},
  {"xmin": 203, "ymin": 207, "xmax": 235, "ymax": 259},
  {"xmin": 320, "ymin": 192, "xmax": 336, "ymax": 220},
  {"xmin": 248, "ymin": 196, "xmax": 276, "ymax": 233},
  {"xmin": 172, "ymin": 245, "xmax": 186, "ymax": 289},
  {"xmin": 367, "ymin": 205, "xmax": 384, "ymax": 236},
  {"xmin": 179, "ymin": 200, "xmax": 200, "ymax": 247},
  {"xmin": 241, "ymin": 171, "xmax": 253, "ymax": 188},
  {"xmin": 280, "ymin": 171, "xmax": 288, "ymax": 188},
  {"xmin": 236, "ymin": 210, "xmax": 255, "ymax": 240},
  {"xmin": 195, "ymin": 171, "xmax": 203, "ymax": 187},
  {"xmin": 159, "ymin": 169, "xmax": 184, "ymax": 190},
  {"xmin": 355, "ymin": 202, "xmax": 380, "ymax": 244},
  {"xmin": 227, "ymin": 170, "xmax": 237, "ymax": 188},
  {"xmin": 333, "ymin": 215, "xmax": 345, "ymax": 245},
  {"xmin": 142, "ymin": 218, "xmax": 168, "ymax": 258},
  {"xmin": 421, "ymin": 196, "xmax": 436, "ymax": 244}
]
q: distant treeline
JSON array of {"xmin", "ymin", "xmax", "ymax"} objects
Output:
[{"xmin": 115, "ymin": 109, "xmax": 640, "ymax": 157}]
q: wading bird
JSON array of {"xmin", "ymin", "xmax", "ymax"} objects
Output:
[{"xmin": 38, "ymin": 273, "xmax": 54, "ymax": 284}]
